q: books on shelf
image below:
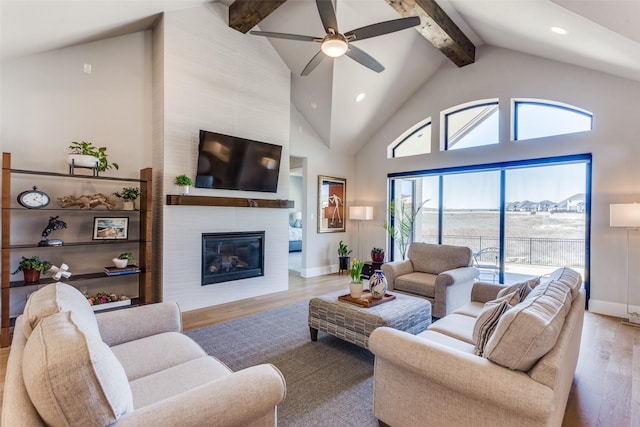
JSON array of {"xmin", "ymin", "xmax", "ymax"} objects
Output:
[{"xmin": 104, "ymin": 265, "xmax": 141, "ymax": 276}]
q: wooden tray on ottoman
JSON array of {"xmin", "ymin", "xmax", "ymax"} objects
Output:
[{"xmin": 338, "ymin": 290, "xmax": 396, "ymax": 308}]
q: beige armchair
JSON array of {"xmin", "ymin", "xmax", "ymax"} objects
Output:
[{"xmin": 381, "ymin": 242, "xmax": 478, "ymax": 318}]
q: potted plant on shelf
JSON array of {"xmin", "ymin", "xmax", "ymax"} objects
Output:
[
  {"xmin": 68, "ymin": 140, "xmax": 119, "ymax": 172},
  {"xmin": 371, "ymin": 247, "xmax": 385, "ymax": 263},
  {"xmin": 114, "ymin": 187, "xmax": 140, "ymax": 210},
  {"xmin": 175, "ymin": 174, "xmax": 193, "ymax": 195},
  {"xmin": 349, "ymin": 258, "xmax": 365, "ymax": 298},
  {"xmin": 12, "ymin": 256, "xmax": 52, "ymax": 284},
  {"xmin": 112, "ymin": 252, "xmax": 136, "ymax": 268},
  {"xmin": 338, "ymin": 240, "xmax": 352, "ymax": 273}
]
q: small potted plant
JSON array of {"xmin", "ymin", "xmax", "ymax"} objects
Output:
[
  {"xmin": 114, "ymin": 187, "xmax": 140, "ymax": 210},
  {"xmin": 12, "ymin": 256, "xmax": 52, "ymax": 284},
  {"xmin": 112, "ymin": 252, "xmax": 136, "ymax": 268},
  {"xmin": 371, "ymin": 247, "xmax": 385, "ymax": 263},
  {"xmin": 349, "ymin": 258, "xmax": 365, "ymax": 298},
  {"xmin": 338, "ymin": 240, "xmax": 352, "ymax": 273},
  {"xmin": 175, "ymin": 174, "xmax": 193, "ymax": 195},
  {"xmin": 68, "ymin": 140, "xmax": 119, "ymax": 172}
]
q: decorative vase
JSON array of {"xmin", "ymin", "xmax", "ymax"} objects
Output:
[
  {"xmin": 178, "ymin": 185, "xmax": 190, "ymax": 195},
  {"xmin": 112, "ymin": 258, "xmax": 128, "ymax": 268},
  {"xmin": 371, "ymin": 251, "xmax": 385, "ymax": 263},
  {"xmin": 122, "ymin": 200, "xmax": 134, "ymax": 210},
  {"xmin": 22, "ymin": 268, "xmax": 41, "ymax": 284},
  {"xmin": 349, "ymin": 282, "xmax": 363, "ymax": 299},
  {"xmin": 369, "ymin": 270, "xmax": 388, "ymax": 299}
]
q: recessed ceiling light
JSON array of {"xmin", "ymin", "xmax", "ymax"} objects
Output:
[
  {"xmin": 310, "ymin": 102, "xmax": 318, "ymax": 109},
  {"xmin": 551, "ymin": 26, "xmax": 568, "ymax": 35},
  {"xmin": 355, "ymin": 93, "xmax": 366, "ymax": 103}
]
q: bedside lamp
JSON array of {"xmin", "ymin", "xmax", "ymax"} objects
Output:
[
  {"xmin": 610, "ymin": 203, "xmax": 640, "ymax": 326},
  {"xmin": 349, "ymin": 206, "xmax": 373, "ymax": 260}
]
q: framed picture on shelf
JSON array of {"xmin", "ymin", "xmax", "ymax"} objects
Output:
[
  {"xmin": 318, "ymin": 175, "xmax": 346, "ymax": 233},
  {"xmin": 93, "ymin": 217, "xmax": 129, "ymax": 240}
]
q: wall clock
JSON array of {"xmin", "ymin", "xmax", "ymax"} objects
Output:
[{"xmin": 17, "ymin": 186, "xmax": 50, "ymax": 209}]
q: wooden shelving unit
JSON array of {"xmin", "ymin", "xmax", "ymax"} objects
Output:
[{"xmin": 1, "ymin": 152, "xmax": 153, "ymax": 347}]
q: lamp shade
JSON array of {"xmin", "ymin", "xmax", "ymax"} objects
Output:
[
  {"xmin": 610, "ymin": 203, "xmax": 640, "ymax": 227},
  {"xmin": 349, "ymin": 206, "xmax": 373, "ymax": 221},
  {"xmin": 294, "ymin": 211, "xmax": 303, "ymax": 220}
]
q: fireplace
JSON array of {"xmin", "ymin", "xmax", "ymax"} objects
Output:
[{"xmin": 202, "ymin": 231, "xmax": 265, "ymax": 285}]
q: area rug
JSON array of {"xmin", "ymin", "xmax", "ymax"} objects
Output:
[{"xmin": 186, "ymin": 302, "xmax": 378, "ymax": 427}]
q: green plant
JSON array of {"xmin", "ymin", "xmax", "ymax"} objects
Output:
[
  {"xmin": 371, "ymin": 247, "xmax": 385, "ymax": 254},
  {"xmin": 349, "ymin": 258, "xmax": 365, "ymax": 284},
  {"xmin": 68, "ymin": 140, "xmax": 119, "ymax": 172},
  {"xmin": 383, "ymin": 199, "xmax": 428, "ymax": 260},
  {"xmin": 117, "ymin": 252, "xmax": 137, "ymax": 265},
  {"xmin": 175, "ymin": 175, "xmax": 193, "ymax": 186},
  {"xmin": 338, "ymin": 240, "xmax": 352, "ymax": 257},
  {"xmin": 114, "ymin": 187, "xmax": 140, "ymax": 201},
  {"xmin": 12, "ymin": 256, "xmax": 51, "ymax": 274}
]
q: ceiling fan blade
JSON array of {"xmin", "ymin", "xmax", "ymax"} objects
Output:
[
  {"xmin": 301, "ymin": 50, "xmax": 327, "ymax": 76},
  {"xmin": 344, "ymin": 16, "xmax": 421, "ymax": 41},
  {"xmin": 345, "ymin": 44, "xmax": 384, "ymax": 73},
  {"xmin": 250, "ymin": 31, "xmax": 320, "ymax": 43},
  {"xmin": 316, "ymin": 0, "xmax": 339, "ymax": 33}
]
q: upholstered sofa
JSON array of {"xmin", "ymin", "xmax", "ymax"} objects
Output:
[
  {"xmin": 369, "ymin": 267, "xmax": 584, "ymax": 427},
  {"xmin": 381, "ymin": 242, "xmax": 479, "ymax": 318},
  {"xmin": 2, "ymin": 282, "xmax": 286, "ymax": 426}
]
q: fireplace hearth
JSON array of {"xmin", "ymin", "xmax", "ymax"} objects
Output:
[{"xmin": 202, "ymin": 231, "xmax": 265, "ymax": 285}]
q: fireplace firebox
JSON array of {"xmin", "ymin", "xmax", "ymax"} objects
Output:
[{"xmin": 202, "ymin": 231, "xmax": 265, "ymax": 285}]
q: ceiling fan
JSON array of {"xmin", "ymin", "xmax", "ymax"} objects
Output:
[{"xmin": 250, "ymin": 0, "xmax": 421, "ymax": 76}]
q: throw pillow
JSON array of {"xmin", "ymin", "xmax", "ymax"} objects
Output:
[
  {"xmin": 23, "ymin": 311, "xmax": 133, "ymax": 426},
  {"xmin": 473, "ymin": 299, "xmax": 512, "ymax": 356},
  {"xmin": 22, "ymin": 282, "xmax": 99, "ymax": 339},
  {"xmin": 496, "ymin": 277, "xmax": 540, "ymax": 303}
]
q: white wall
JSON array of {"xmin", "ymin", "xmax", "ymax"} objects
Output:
[
  {"xmin": 355, "ymin": 45, "xmax": 640, "ymax": 318},
  {"xmin": 1, "ymin": 32, "xmax": 152, "ymax": 174},
  {"xmin": 290, "ymin": 105, "xmax": 355, "ymax": 277},
  {"xmin": 159, "ymin": 4, "xmax": 292, "ymax": 310}
]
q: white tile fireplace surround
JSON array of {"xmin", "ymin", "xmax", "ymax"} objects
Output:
[{"xmin": 162, "ymin": 206, "xmax": 289, "ymax": 311}]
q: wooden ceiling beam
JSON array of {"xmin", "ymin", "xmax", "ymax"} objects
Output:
[
  {"xmin": 385, "ymin": 0, "xmax": 475, "ymax": 67},
  {"xmin": 229, "ymin": 0, "xmax": 288, "ymax": 34}
]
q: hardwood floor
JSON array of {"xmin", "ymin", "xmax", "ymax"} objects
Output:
[{"xmin": 1, "ymin": 271, "xmax": 638, "ymax": 426}]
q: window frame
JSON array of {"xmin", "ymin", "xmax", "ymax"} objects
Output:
[
  {"xmin": 512, "ymin": 98, "xmax": 593, "ymax": 141},
  {"xmin": 441, "ymin": 98, "xmax": 499, "ymax": 151},
  {"xmin": 388, "ymin": 117, "xmax": 432, "ymax": 159}
]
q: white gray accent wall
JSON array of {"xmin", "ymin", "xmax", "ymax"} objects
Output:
[{"xmin": 158, "ymin": 4, "xmax": 291, "ymax": 311}]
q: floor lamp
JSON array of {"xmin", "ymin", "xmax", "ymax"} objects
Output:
[
  {"xmin": 349, "ymin": 206, "xmax": 373, "ymax": 260},
  {"xmin": 610, "ymin": 203, "xmax": 640, "ymax": 326}
]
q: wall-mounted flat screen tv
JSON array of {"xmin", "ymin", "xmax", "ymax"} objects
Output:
[{"xmin": 196, "ymin": 130, "xmax": 282, "ymax": 193}]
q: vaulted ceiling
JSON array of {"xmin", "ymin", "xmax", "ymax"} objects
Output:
[{"xmin": 2, "ymin": 0, "xmax": 640, "ymax": 155}]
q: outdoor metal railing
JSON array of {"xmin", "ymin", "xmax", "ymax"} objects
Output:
[{"xmin": 421, "ymin": 234, "xmax": 585, "ymax": 267}]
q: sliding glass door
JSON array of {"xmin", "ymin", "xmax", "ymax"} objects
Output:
[{"xmin": 388, "ymin": 155, "xmax": 590, "ymax": 286}]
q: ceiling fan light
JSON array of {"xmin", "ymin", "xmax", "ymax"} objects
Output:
[{"xmin": 321, "ymin": 36, "xmax": 348, "ymax": 57}]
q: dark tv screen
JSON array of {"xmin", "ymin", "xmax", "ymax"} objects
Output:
[{"xmin": 196, "ymin": 130, "xmax": 282, "ymax": 193}]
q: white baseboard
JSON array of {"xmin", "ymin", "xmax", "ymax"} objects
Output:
[
  {"xmin": 300, "ymin": 264, "xmax": 337, "ymax": 278},
  {"xmin": 588, "ymin": 299, "xmax": 640, "ymax": 320}
]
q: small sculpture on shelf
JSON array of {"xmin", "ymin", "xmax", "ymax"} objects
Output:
[
  {"xmin": 57, "ymin": 193, "xmax": 117, "ymax": 210},
  {"xmin": 49, "ymin": 263, "xmax": 72, "ymax": 282},
  {"xmin": 38, "ymin": 216, "xmax": 67, "ymax": 247}
]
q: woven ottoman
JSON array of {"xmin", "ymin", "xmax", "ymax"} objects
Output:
[{"xmin": 308, "ymin": 290, "xmax": 432, "ymax": 349}]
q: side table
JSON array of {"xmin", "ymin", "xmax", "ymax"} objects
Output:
[{"xmin": 361, "ymin": 261, "xmax": 383, "ymax": 280}]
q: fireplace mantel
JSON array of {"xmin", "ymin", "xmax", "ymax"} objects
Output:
[{"xmin": 166, "ymin": 195, "xmax": 294, "ymax": 209}]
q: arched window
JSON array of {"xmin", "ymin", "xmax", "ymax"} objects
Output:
[
  {"xmin": 442, "ymin": 100, "xmax": 499, "ymax": 151},
  {"xmin": 388, "ymin": 118, "xmax": 431, "ymax": 158},
  {"xmin": 513, "ymin": 99, "xmax": 592, "ymax": 141}
]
